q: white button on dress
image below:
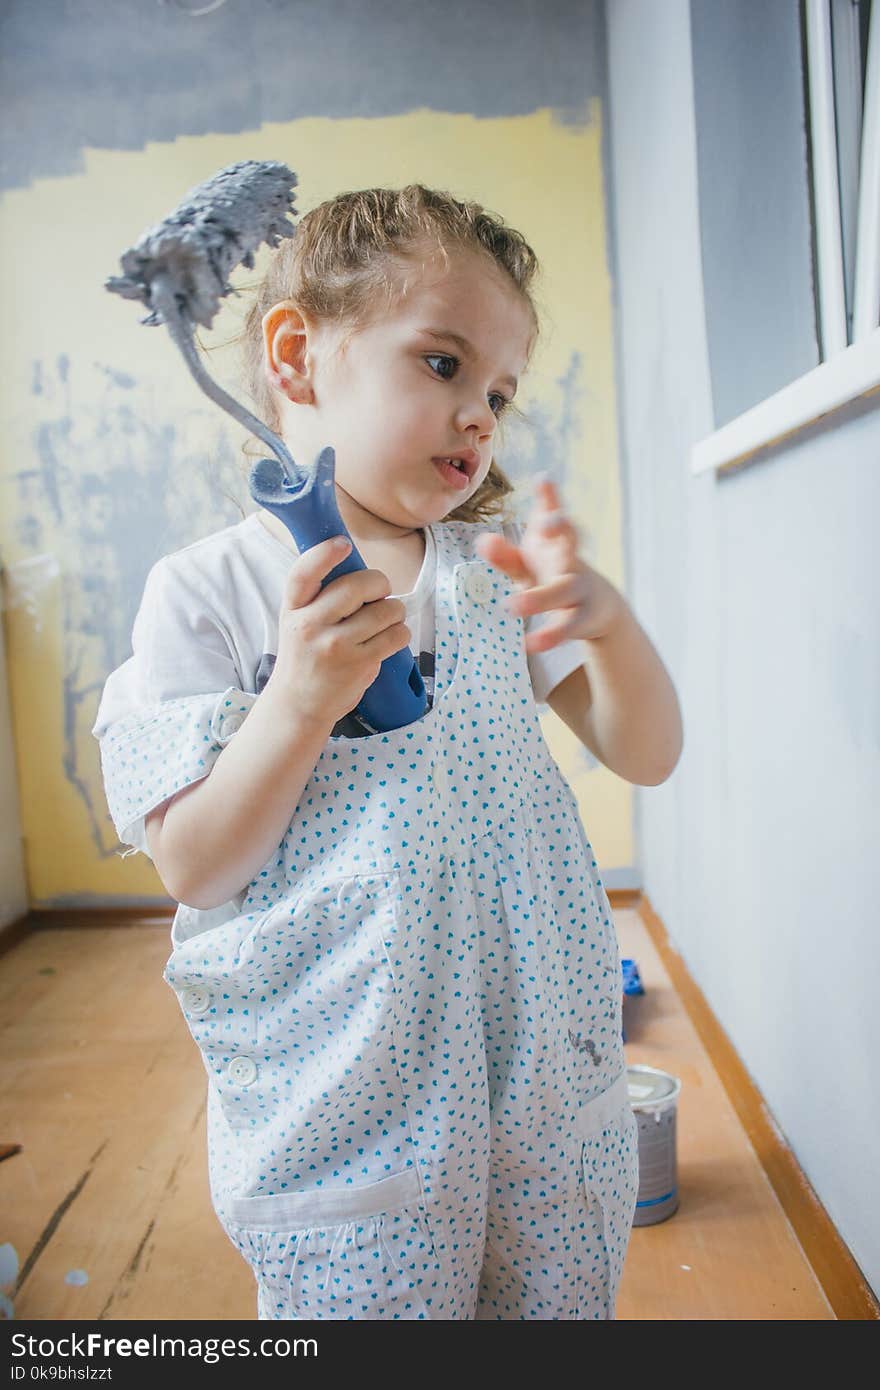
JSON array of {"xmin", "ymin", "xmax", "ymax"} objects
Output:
[
  {"xmin": 181, "ymin": 985, "xmax": 212, "ymax": 1015},
  {"xmin": 227, "ymin": 1056, "xmax": 258, "ymax": 1087},
  {"xmin": 465, "ymin": 568, "xmax": 493, "ymax": 604},
  {"xmin": 208, "ymin": 691, "xmax": 257, "ymax": 746}
]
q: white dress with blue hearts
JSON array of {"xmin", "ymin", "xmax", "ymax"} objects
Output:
[{"xmin": 94, "ymin": 515, "xmax": 639, "ymax": 1319}]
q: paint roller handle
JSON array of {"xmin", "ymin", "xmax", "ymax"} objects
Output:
[
  {"xmin": 149, "ymin": 273, "xmax": 298, "ymax": 484},
  {"xmin": 249, "ymin": 451, "xmax": 428, "ymax": 733}
]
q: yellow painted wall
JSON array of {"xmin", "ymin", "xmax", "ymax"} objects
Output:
[{"xmin": 0, "ymin": 104, "xmax": 631, "ymax": 905}]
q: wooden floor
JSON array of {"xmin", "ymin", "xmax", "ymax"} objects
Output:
[{"xmin": 0, "ymin": 905, "xmax": 843, "ymax": 1320}]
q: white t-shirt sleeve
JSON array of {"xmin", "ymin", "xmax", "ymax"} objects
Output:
[
  {"xmin": 501, "ymin": 520, "xmax": 585, "ymax": 708},
  {"xmin": 91, "ymin": 555, "xmax": 256, "ymax": 860}
]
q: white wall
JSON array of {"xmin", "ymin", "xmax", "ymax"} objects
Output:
[{"xmin": 605, "ymin": 0, "xmax": 880, "ymax": 1298}]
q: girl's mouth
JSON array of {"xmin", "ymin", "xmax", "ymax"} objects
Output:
[{"xmin": 432, "ymin": 457, "xmax": 472, "ymax": 491}]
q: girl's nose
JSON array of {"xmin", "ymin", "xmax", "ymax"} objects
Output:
[{"xmin": 454, "ymin": 393, "xmax": 497, "ymax": 438}]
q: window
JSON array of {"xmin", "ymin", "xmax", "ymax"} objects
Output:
[
  {"xmin": 830, "ymin": 0, "xmax": 873, "ymax": 345},
  {"xmin": 691, "ymin": 0, "xmax": 879, "ymax": 474},
  {"xmin": 807, "ymin": 0, "xmax": 876, "ymax": 353}
]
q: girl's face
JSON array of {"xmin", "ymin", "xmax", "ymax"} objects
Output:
[{"xmin": 273, "ymin": 247, "xmax": 535, "ymax": 539}]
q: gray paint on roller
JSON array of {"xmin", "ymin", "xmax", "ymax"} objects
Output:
[
  {"xmin": 107, "ymin": 159, "xmax": 300, "ymax": 474},
  {"xmin": 107, "ymin": 160, "xmax": 297, "ymax": 329},
  {"xmin": 0, "ymin": 0, "xmax": 602, "ymax": 193}
]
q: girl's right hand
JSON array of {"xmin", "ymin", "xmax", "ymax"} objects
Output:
[{"xmin": 266, "ymin": 535, "xmax": 412, "ymax": 728}]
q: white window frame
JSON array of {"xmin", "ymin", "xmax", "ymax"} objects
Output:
[{"xmin": 692, "ymin": 0, "xmax": 879, "ymax": 476}]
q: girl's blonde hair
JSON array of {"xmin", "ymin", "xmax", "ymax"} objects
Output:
[{"xmin": 241, "ymin": 183, "xmax": 541, "ymax": 523}]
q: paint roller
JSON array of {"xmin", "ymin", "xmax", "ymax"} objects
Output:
[{"xmin": 106, "ymin": 159, "xmax": 427, "ymax": 733}]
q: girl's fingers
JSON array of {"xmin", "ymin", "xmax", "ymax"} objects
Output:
[
  {"xmin": 284, "ymin": 534, "xmax": 350, "ymax": 610},
  {"xmin": 525, "ymin": 617, "xmax": 582, "ymax": 652},
  {"xmin": 532, "ymin": 471, "xmax": 559, "ymax": 501},
  {"xmin": 536, "ymin": 510, "xmax": 570, "ymax": 536},
  {"xmin": 507, "ymin": 572, "xmax": 586, "ymax": 617},
  {"xmin": 475, "ymin": 533, "xmax": 535, "ymax": 584},
  {"xmin": 531, "ymin": 477, "xmax": 586, "ymax": 548}
]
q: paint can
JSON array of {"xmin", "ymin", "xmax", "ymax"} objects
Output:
[{"xmin": 626, "ymin": 1064, "xmax": 682, "ymax": 1226}]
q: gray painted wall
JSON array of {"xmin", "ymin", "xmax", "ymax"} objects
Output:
[
  {"xmin": 606, "ymin": 0, "xmax": 879, "ymax": 1297},
  {"xmin": 0, "ymin": 0, "xmax": 602, "ymax": 193}
]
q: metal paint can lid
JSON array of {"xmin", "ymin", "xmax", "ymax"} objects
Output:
[{"xmin": 627, "ymin": 1064, "xmax": 682, "ymax": 1111}]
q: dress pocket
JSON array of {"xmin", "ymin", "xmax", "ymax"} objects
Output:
[
  {"xmin": 240, "ymin": 873, "xmax": 415, "ymax": 1188},
  {"xmin": 164, "ymin": 904, "xmax": 264, "ymax": 1110},
  {"xmin": 223, "ymin": 1168, "xmax": 447, "ymax": 1321},
  {"xmin": 576, "ymin": 1103, "xmax": 640, "ymax": 1319},
  {"xmin": 167, "ymin": 872, "xmax": 414, "ymax": 1155}
]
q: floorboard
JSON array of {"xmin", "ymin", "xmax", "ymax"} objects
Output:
[{"xmin": 0, "ymin": 909, "xmax": 838, "ymax": 1319}]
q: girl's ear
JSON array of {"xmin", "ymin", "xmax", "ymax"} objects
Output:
[{"xmin": 261, "ymin": 300, "xmax": 315, "ymax": 405}]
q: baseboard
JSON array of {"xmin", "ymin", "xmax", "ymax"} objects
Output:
[
  {"xmin": 27, "ymin": 906, "xmax": 174, "ymax": 929},
  {"xmin": 0, "ymin": 912, "xmax": 33, "ymax": 958},
  {"xmin": 637, "ymin": 892, "xmax": 880, "ymax": 1321},
  {"xmin": 0, "ymin": 905, "xmax": 174, "ymax": 956}
]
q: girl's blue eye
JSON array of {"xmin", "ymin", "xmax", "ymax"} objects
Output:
[
  {"xmin": 424, "ymin": 354, "xmax": 511, "ymax": 417},
  {"xmin": 425, "ymin": 353, "xmax": 457, "ymax": 380}
]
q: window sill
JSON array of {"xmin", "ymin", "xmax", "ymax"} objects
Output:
[{"xmin": 691, "ymin": 326, "xmax": 880, "ymax": 475}]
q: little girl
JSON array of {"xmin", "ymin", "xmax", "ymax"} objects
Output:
[{"xmin": 93, "ymin": 182, "xmax": 682, "ymax": 1321}]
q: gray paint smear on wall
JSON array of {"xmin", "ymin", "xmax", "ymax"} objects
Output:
[
  {"xmin": 690, "ymin": 0, "xmax": 819, "ymax": 427},
  {"xmin": 1, "ymin": 0, "xmax": 603, "ymax": 193},
  {"xmin": 6, "ymin": 352, "xmax": 252, "ymax": 868}
]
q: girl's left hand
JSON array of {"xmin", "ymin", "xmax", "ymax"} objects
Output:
[{"xmin": 474, "ymin": 475, "xmax": 627, "ymax": 655}]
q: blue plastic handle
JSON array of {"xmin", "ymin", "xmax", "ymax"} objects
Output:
[{"xmin": 248, "ymin": 448, "xmax": 428, "ymax": 733}]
